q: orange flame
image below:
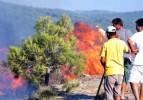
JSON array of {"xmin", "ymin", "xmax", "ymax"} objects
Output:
[
  {"xmin": 61, "ymin": 66, "xmax": 76, "ymax": 80},
  {"xmin": 73, "ymin": 22, "xmax": 105, "ymax": 75},
  {"xmin": 11, "ymin": 76, "xmax": 26, "ymax": 90},
  {"xmin": 62, "ymin": 22, "xmax": 105, "ymax": 80}
]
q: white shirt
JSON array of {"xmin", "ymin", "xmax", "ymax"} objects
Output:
[{"xmin": 130, "ymin": 31, "xmax": 143, "ymax": 65}]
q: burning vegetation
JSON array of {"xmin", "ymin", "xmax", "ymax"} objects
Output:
[{"xmin": 73, "ymin": 22, "xmax": 105, "ymax": 75}]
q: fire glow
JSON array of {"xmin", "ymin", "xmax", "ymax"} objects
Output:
[
  {"xmin": 0, "ymin": 22, "xmax": 106, "ymax": 98},
  {"xmin": 0, "ymin": 67, "xmax": 37, "ymax": 99},
  {"xmin": 0, "ymin": 67, "xmax": 25, "ymax": 95},
  {"xmin": 73, "ymin": 22, "xmax": 105, "ymax": 75},
  {"xmin": 62, "ymin": 22, "xmax": 105, "ymax": 80}
]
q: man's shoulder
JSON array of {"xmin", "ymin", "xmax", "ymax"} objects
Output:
[
  {"xmin": 134, "ymin": 31, "xmax": 143, "ymax": 38},
  {"xmin": 106, "ymin": 38, "xmax": 124, "ymax": 44},
  {"xmin": 122, "ymin": 28, "xmax": 130, "ymax": 31},
  {"xmin": 131, "ymin": 31, "xmax": 142, "ymax": 37},
  {"xmin": 102, "ymin": 39, "xmax": 112, "ymax": 47},
  {"xmin": 120, "ymin": 28, "xmax": 131, "ymax": 33},
  {"xmin": 103, "ymin": 40, "xmax": 108, "ymax": 46},
  {"xmin": 117, "ymin": 39, "xmax": 127, "ymax": 44},
  {"xmin": 135, "ymin": 31, "xmax": 143, "ymax": 34},
  {"xmin": 113, "ymin": 39, "xmax": 127, "ymax": 46}
]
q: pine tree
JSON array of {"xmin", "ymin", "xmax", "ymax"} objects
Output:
[{"xmin": 8, "ymin": 15, "xmax": 84, "ymax": 84}]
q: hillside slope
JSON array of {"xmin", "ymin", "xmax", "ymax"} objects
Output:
[
  {"xmin": 0, "ymin": 1, "xmax": 143, "ymax": 61},
  {"xmin": 1, "ymin": 1, "xmax": 143, "ymax": 47}
]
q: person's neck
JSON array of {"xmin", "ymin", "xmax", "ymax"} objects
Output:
[
  {"xmin": 118, "ymin": 26, "xmax": 123, "ymax": 30},
  {"xmin": 138, "ymin": 27, "xmax": 143, "ymax": 32},
  {"xmin": 109, "ymin": 36, "xmax": 117, "ymax": 39},
  {"xmin": 140, "ymin": 28, "xmax": 143, "ymax": 31}
]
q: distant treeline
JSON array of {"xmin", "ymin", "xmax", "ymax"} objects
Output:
[{"xmin": 0, "ymin": 1, "xmax": 143, "ymax": 47}]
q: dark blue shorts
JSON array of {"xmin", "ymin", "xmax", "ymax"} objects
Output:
[{"xmin": 123, "ymin": 58, "xmax": 132, "ymax": 83}]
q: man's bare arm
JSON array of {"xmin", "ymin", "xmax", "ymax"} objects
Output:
[
  {"xmin": 128, "ymin": 39, "xmax": 138, "ymax": 54},
  {"xmin": 100, "ymin": 57, "xmax": 106, "ymax": 67}
]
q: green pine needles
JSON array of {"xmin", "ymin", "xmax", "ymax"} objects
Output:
[{"xmin": 8, "ymin": 15, "xmax": 85, "ymax": 84}]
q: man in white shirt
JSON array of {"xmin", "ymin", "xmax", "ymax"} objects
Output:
[{"xmin": 128, "ymin": 18, "xmax": 143, "ymax": 100}]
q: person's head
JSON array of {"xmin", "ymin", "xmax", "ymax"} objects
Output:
[
  {"xmin": 112, "ymin": 18, "xmax": 123, "ymax": 30},
  {"xmin": 106, "ymin": 26, "xmax": 117, "ymax": 39},
  {"xmin": 135, "ymin": 18, "xmax": 143, "ymax": 32}
]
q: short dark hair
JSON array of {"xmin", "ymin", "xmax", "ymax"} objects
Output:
[
  {"xmin": 107, "ymin": 32, "xmax": 116, "ymax": 36},
  {"xmin": 106, "ymin": 32, "xmax": 116, "ymax": 39},
  {"xmin": 112, "ymin": 18, "xmax": 123, "ymax": 26},
  {"xmin": 136, "ymin": 18, "xmax": 143, "ymax": 26}
]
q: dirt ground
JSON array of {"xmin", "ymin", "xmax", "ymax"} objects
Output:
[{"xmin": 55, "ymin": 75, "xmax": 135, "ymax": 100}]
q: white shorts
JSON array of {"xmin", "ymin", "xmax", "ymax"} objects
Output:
[{"xmin": 129, "ymin": 65, "xmax": 143, "ymax": 83}]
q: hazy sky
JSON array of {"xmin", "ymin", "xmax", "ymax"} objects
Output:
[{"xmin": 1, "ymin": 0, "xmax": 143, "ymax": 12}]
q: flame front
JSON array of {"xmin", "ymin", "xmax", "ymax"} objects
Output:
[{"xmin": 73, "ymin": 22, "xmax": 105, "ymax": 75}]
